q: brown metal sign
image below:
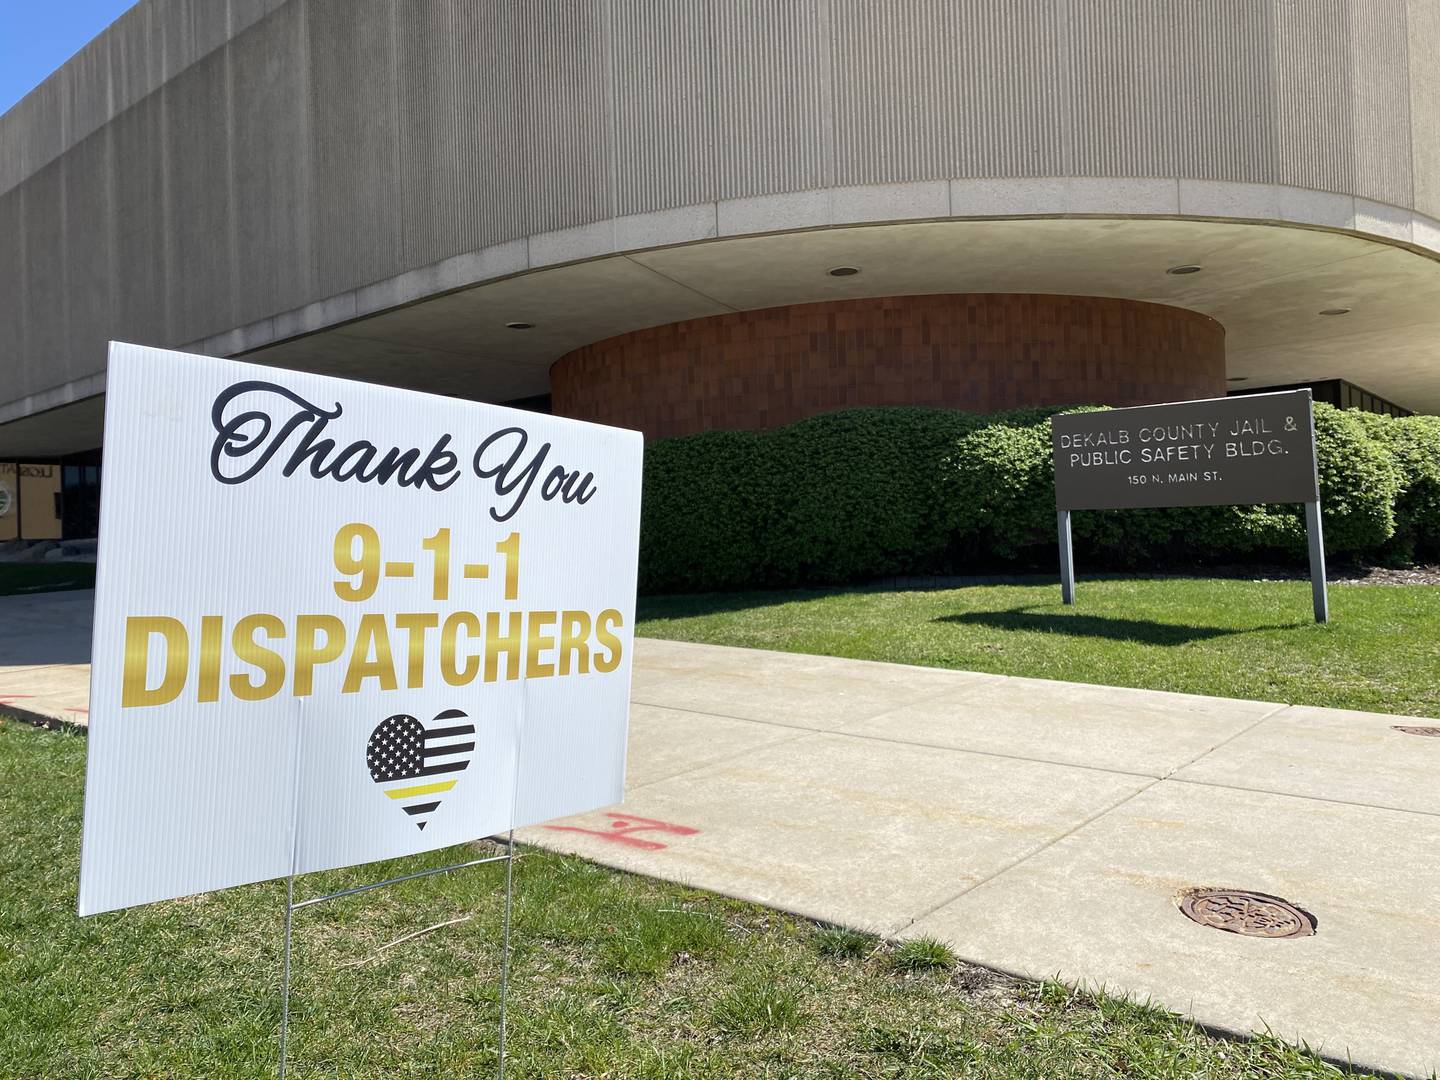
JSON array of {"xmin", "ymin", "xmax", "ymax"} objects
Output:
[
  {"xmin": 1050, "ymin": 388, "xmax": 1327, "ymax": 622},
  {"xmin": 1051, "ymin": 389, "xmax": 1319, "ymax": 511}
]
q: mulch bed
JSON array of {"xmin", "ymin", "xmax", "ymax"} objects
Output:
[
  {"xmin": 872, "ymin": 564, "xmax": 1440, "ymax": 589},
  {"xmin": 1243, "ymin": 564, "xmax": 1440, "ymax": 586}
]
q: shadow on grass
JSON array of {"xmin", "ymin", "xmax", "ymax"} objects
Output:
[
  {"xmin": 0, "ymin": 562, "xmax": 97, "ymax": 598},
  {"xmin": 639, "ymin": 587, "xmax": 857, "ymax": 621},
  {"xmin": 936, "ymin": 607, "xmax": 1307, "ymax": 646},
  {"xmin": 638, "ymin": 578, "xmax": 1109, "ymax": 622}
]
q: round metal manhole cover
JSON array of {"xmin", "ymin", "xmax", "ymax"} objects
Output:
[
  {"xmin": 1178, "ymin": 889, "xmax": 1316, "ymax": 939},
  {"xmin": 1393, "ymin": 725, "xmax": 1440, "ymax": 737}
]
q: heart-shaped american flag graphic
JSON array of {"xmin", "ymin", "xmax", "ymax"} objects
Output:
[{"xmin": 367, "ymin": 708, "xmax": 474, "ymax": 830}]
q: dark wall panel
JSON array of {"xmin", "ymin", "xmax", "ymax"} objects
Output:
[{"xmin": 552, "ymin": 294, "xmax": 1227, "ymax": 440}]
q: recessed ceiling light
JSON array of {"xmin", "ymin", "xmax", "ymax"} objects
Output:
[
  {"xmin": 827, "ymin": 266, "xmax": 860, "ymax": 277},
  {"xmin": 1318, "ymin": 308, "xmax": 1351, "ymax": 316},
  {"xmin": 505, "ymin": 321, "xmax": 535, "ymax": 330},
  {"xmin": 1166, "ymin": 264, "xmax": 1203, "ymax": 275}
]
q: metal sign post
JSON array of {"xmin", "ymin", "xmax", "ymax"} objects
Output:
[
  {"xmin": 1305, "ymin": 499, "xmax": 1329, "ymax": 623},
  {"xmin": 1301, "ymin": 395, "xmax": 1329, "ymax": 624},
  {"xmin": 1055, "ymin": 502, "xmax": 1328, "ymax": 622},
  {"xmin": 1058, "ymin": 509, "xmax": 1075, "ymax": 605}
]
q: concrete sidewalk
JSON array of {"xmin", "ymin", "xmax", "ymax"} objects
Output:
[
  {"xmin": 3, "ymin": 592, "xmax": 1437, "ymax": 1077},
  {"xmin": 536, "ymin": 641, "xmax": 1440, "ymax": 1080}
]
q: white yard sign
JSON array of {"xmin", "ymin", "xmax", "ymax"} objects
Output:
[{"xmin": 79, "ymin": 344, "xmax": 642, "ymax": 916}]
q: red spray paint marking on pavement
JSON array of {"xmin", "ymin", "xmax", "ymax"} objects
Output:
[{"xmin": 544, "ymin": 812, "xmax": 700, "ymax": 851}]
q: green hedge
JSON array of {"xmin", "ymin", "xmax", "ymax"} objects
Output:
[
  {"xmin": 1355, "ymin": 411, "xmax": 1440, "ymax": 562},
  {"xmin": 639, "ymin": 403, "xmax": 1437, "ymax": 593},
  {"xmin": 639, "ymin": 409, "xmax": 981, "ymax": 592}
]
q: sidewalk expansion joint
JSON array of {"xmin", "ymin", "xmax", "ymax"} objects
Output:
[
  {"xmin": 893, "ymin": 776, "xmax": 1166, "ymax": 934},
  {"xmin": 624, "ymin": 727, "xmax": 823, "ymax": 793},
  {"xmin": 628, "ymin": 697, "xmax": 1161, "ymax": 781},
  {"xmin": 1164, "ymin": 775, "xmax": 1440, "ymax": 820},
  {"xmin": 1159, "ymin": 702, "xmax": 1290, "ymax": 779},
  {"xmin": 893, "ymin": 703, "xmax": 1411, "ymax": 932}
]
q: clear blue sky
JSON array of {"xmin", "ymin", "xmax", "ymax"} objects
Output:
[{"xmin": 0, "ymin": 1, "xmax": 137, "ymax": 116}]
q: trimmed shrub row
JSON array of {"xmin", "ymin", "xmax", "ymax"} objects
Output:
[{"xmin": 638, "ymin": 404, "xmax": 1440, "ymax": 593}]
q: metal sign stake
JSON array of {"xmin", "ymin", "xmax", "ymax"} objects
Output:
[
  {"xmin": 1057, "ymin": 509, "xmax": 1076, "ymax": 605},
  {"xmin": 279, "ymin": 873, "xmax": 295, "ymax": 1080},
  {"xmin": 497, "ymin": 829, "xmax": 516, "ymax": 1080},
  {"xmin": 276, "ymin": 844, "xmax": 516, "ymax": 1079},
  {"xmin": 1305, "ymin": 499, "xmax": 1329, "ymax": 623},
  {"xmin": 275, "ymin": 687, "xmax": 532, "ymax": 1077},
  {"xmin": 278, "ymin": 701, "xmax": 305, "ymax": 1080},
  {"xmin": 272, "ymin": 690, "xmax": 519, "ymax": 1080}
]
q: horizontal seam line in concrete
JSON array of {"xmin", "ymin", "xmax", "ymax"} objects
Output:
[
  {"xmin": 900, "ymin": 700, "xmax": 1440, "ymax": 931},
  {"xmin": 914, "ymin": 666, "xmax": 1296, "ymax": 713},
  {"xmin": 1136, "ymin": 700, "xmax": 1440, "ymax": 817},
  {"xmin": 641, "ymin": 641, "xmax": 1301, "ymax": 713},
  {"xmin": 630, "ymin": 696, "xmax": 1167, "ymax": 783},
  {"xmin": 622, "ymin": 252, "xmax": 740, "ymax": 313},
  {"xmin": 324, "ymin": 329, "xmax": 542, "ymax": 368},
  {"xmin": 636, "ymin": 670, "xmax": 1008, "ymax": 712},
  {"xmin": 1160, "ymin": 702, "xmax": 1291, "ymax": 776},
  {"xmin": 640, "ymin": 638, "xmax": 1023, "ymax": 680},
  {"xmin": 1162, "ymin": 775, "xmax": 1440, "ymax": 821},
  {"xmin": 1189, "ymin": 243, "xmax": 1390, "ymax": 301},
  {"xmin": 623, "ymin": 728, "xmax": 821, "ymax": 793},
  {"xmin": 899, "ymin": 703, "xmax": 1293, "ymax": 928},
  {"xmin": 894, "ymin": 776, "xmax": 1165, "ymax": 935},
  {"xmin": 840, "ymin": 674, "xmax": 1294, "ymax": 750}
]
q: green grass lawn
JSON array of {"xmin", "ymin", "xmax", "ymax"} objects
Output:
[
  {"xmin": 637, "ymin": 577, "xmax": 1440, "ymax": 718},
  {"xmin": 0, "ymin": 720, "xmax": 1383, "ymax": 1079},
  {"xmin": 0, "ymin": 561, "xmax": 96, "ymax": 597}
]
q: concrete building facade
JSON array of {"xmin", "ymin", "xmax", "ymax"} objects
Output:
[{"xmin": 2, "ymin": 0, "xmax": 1439, "ymax": 534}]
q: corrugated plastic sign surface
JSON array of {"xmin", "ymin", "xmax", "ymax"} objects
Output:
[{"xmin": 79, "ymin": 344, "xmax": 642, "ymax": 916}]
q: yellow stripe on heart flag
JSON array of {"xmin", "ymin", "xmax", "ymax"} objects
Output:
[{"xmin": 384, "ymin": 780, "xmax": 457, "ymax": 800}]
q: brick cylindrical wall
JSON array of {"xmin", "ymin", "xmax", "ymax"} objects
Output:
[{"xmin": 550, "ymin": 294, "xmax": 1226, "ymax": 440}]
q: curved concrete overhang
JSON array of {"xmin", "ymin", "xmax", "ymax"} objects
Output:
[
  {"xmin": 242, "ymin": 178, "xmax": 1440, "ymax": 403},
  {"xmin": 5, "ymin": 178, "xmax": 1440, "ymax": 457},
  {"xmin": 5, "ymin": 0, "xmax": 1440, "ymax": 456}
]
